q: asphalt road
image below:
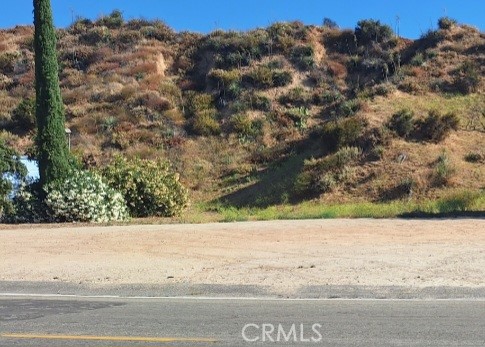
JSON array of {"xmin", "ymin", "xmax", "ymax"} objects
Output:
[{"xmin": 1, "ymin": 295, "xmax": 484, "ymax": 347}]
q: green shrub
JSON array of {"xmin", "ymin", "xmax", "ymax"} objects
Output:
[
  {"xmin": 266, "ymin": 59, "xmax": 285, "ymax": 70},
  {"xmin": 2, "ymin": 181, "xmax": 47, "ymax": 224},
  {"xmin": 294, "ymin": 147, "xmax": 361, "ymax": 196},
  {"xmin": 387, "ymin": 108, "xmax": 415, "ymax": 138},
  {"xmin": 278, "ymin": 87, "xmax": 311, "ymax": 107},
  {"xmin": 313, "ymin": 90, "xmax": 344, "ymax": 106},
  {"xmin": 355, "ymin": 19, "xmax": 394, "ymax": 45},
  {"xmin": 0, "ymin": 51, "xmax": 20, "ymax": 74},
  {"xmin": 334, "ymin": 146, "xmax": 362, "ymax": 167},
  {"xmin": 231, "ymin": 114, "xmax": 263, "ymax": 142},
  {"xmin": 315, "ymin": 173, "xmax": 337, "ymax": 193},
  {"xmin": 433, "ymin": 151, "xmax": 455, "ymax": 186},
  {"xmin": 419, "ymin": 29, "xmax": 444, "ymax": 47},
  {"xmin": 290, "ymin": 45, "xmax": 315, "ymax": 70},
  {"xmin": 192, "ymin": 109, "xmax": 221, "ymax": 136},
  {"xmin": 244, "ymin": 67, "xmax": 293, "ymax": 89},
  {"xmin": 464, "ymin": 152, "xmax": 483, "ymax": 163},
  {"xmin": 321, "ymin": 117, "xmax": 366, "ymax": 151},
  {"xmin": 69, "ymin": 17, "xmax": 93, "ymax": 34},
  {"xmin": 11, "ymin": 98, "xmax": 36, "ymax": 132},
  {"xmin": 436, "ymin": 191, "xmax": 481, "ymax": 213},
  {"xmin": 248, "ymin": 93, "xmax": 271, "ymax": 111},
  {"xmin": 207, "ymin": 69, "xmax": 241, "ymax": 88},
  {"xmin": 138, "ymin": 21, "xmax": 175, "ymax": 42},
  {"xmin": 323, "ymin": 18, "xmax": 339, "ymax": 29},
  {"xmin": 102, "ymin": 157, "xmax": 188, "ymax": 217},
  {"xmin": 272, "ymin": 70, "xmax": 293, "ymax": 87},
  {"xmin": 184, "ymin": 91, "xmax": 214, "ymax": 118},
  {"xmin": 0, "ymin": 140, "xmax": 27, "ymax": 217},
  {"xmin": 80, "ymin": 27, "xmax": 111, "ymax": 45},
  {"xmin": 117, "ymin": 30, "xmax": 142, "ymax": 46},
  {"xmin": 45, "ymin": 170, "xmax": 128, "ymax": 223},
  {"xmin": 323, "ymin": 29, "xmax": 357, "ymax": 54},
  {"xmin": 336, "ymin": 99, "xmax": 363, "ymax": 117},
  {"xmin": 286, "ymin": 107, "xmax": 310, "ymax": 130},
  {"xmin": 438, "ymin": 17, "xmax": 457, "ymax": 30},
  {"xmin": 417, "ymin": 110, "xmax": 459, "ymax": 143},
  {"xmin": 96, "ymin": 10, "xmax": 124, "ymax": 29},
  {"xmin": 244, "ymin": 66, "xmax": 274, "ymax": 88},
  {"xmin": 410, "ymin": 53, "xmax": 425, "ymax": 66}
]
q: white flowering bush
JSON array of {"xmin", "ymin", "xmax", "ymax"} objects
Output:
[
  {"xmin": 101, "ymin": 156, "xmax": 188, "ymax": 217},
  {"xmin": 45, "ymin": 170, "xmax": 129, "ymax": 223}
]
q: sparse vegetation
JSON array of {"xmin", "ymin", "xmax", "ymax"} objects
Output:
[{"xmin": 0, "ymin": 14, "xmax": 483, "ymax": 221}]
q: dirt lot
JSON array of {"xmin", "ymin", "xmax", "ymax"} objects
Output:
[{"xmin": 1, "ymin": 219, "xmax": 484, "ymax": 295}]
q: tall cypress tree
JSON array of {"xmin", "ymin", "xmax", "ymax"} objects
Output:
[{"xmin": 33, "ymin": 0, "xmax": 71, "ymax": 187}]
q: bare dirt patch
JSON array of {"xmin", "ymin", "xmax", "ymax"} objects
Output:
[{"xmin": 1, "ymin": 219, "xmax": 483, "ymax": 295}]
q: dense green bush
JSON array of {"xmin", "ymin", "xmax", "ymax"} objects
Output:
[
  {"xmin": 321, "ymin": 117, "xmax": 366, "ymax": 151},
  {"xmin": 0, "ymin": 140, "xmax": 27, "ymax": 217},
  {"xmin": 102, "ymin": 157, "xmax": 188, "ymax": 217},
  {"xmin": 2, "ymin": 181, "xmax": 47, "ymax": 224},
  {"xmin": 45, "ymin": 170, "xmax": 128, "ymax": 223},
  {"xmin": 387, "ymin": 109, "xmax": 415, "ymax": 138},
  {"xmin": 184, "ymin": 91, "xmax": 214, "ymax": 118},
  {"xmin": 355, "ymin": 19, "xmax": 394, "ymax": 45},
  {"xmin": 192, "ymin": 109, "xmax": 221, "ymax": 136},
  {"xmin": 231, "ymin": 114, "xmax": 263, "ymax": 142},
  {"xmin": 11, "ymin": 98, "xmax": 36, "ymax": 131},
  {"xmin": 417, "ymin": 110, "xmax": 459, "ymax": 142}
]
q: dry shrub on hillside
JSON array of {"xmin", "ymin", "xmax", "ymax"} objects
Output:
[
  {"xmin": 132, "ymin": 90, "xmax": 173, "ymax": 114},
  {"xmin": 327, "ymin": 60, "xmax": 347, "ymax": 78},
  {"xmin": 140, "ymin": 74, "xmax": 163, "ymax": 91},
  {"xmin": 128, "ymin": 62, "xmax": 158, "ymax": 76}
]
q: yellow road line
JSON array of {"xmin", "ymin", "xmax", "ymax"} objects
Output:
[{"xmin": 1, "ymin": 333, "xmax": 217, "ymax": 343}]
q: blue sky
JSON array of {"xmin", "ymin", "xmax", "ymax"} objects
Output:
[{"xmin": 0, "ymin": 1, "xmax": 483, "ymax": 39}]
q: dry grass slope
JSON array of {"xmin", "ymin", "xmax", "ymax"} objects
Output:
[{"xmin": 0, "ymin": 14, "xmax": 483, "ymax": 210}]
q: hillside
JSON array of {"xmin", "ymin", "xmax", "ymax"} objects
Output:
[{"xmin": 0, "ymin": 13, "xmax": 484, "ymax": 208}]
